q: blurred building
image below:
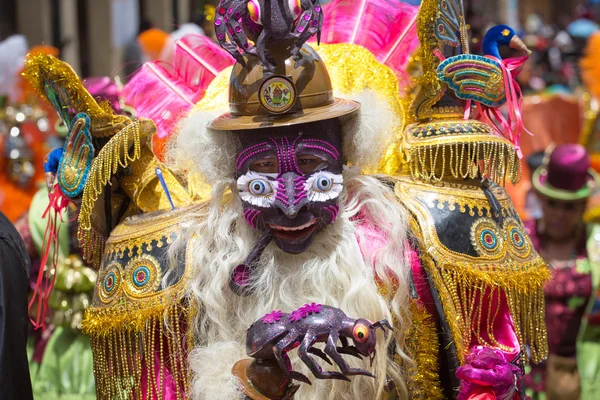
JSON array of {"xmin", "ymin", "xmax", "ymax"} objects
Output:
[{"xmin": 0, "ymin": 0, "xmax": 215, "ymax": 78}]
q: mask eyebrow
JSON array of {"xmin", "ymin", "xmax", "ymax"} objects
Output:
[
  {"xmin": 236, "ymin": 141, "xmax": 271, "ymax": 170},
  {"xmin": 299, "ymin": 138, "xmax": 340, "ymax": 160}
]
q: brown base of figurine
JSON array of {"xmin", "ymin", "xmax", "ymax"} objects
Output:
[{"xmin": 232, "ymin": 358, "xmax": 299, "ymax": 400}]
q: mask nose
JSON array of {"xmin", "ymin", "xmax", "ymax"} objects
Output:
[{"xmin": 275, "ymin": 172, "xmax": 308, "ymax": 219}]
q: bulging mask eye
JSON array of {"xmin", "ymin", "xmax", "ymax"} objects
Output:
[
  {"xmin": 313, "ymin": 175, "xmax": 333, "ymax": 192},
  {"xmin": 353, "ymin": 324, "xmax": 370, "ymax": 343},
  {"xmin": 237, "ymin": 171, "xmax": 277, "ymax": 207},
  {"xmin": 248, "ymin": 179, "xmax": 272, "ymax": 196},
  {"xmin": 305, "ymin": 171, "xmax": 343, "ymax": 202}
]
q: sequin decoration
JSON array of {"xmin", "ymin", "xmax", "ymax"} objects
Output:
[
  {"xmin": 57, "ymin": 113, "xmax": 94, "ymax": 198},
  {"xmin": 436, "ymin": 0, "xmax": 463, "ymax": 47},
  {"xmin": 124, "ymin": 255, "xmax": 161, "ymax": 298},
  {"xmin": 98, "ymin": 262, "xmax": 122, "ymax": 303},
  {"xmin": 470, "ymin": 218, "xmax": 505, "ymax": 258},
  {"xmin": 437, "ymin": 54, "xmax": 506, "ymax": 107},
  {"xmin": 504, "ymin": 218, "xmax": 531, "ymax": 259}
]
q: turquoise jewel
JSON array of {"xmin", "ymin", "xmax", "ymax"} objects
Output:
[
  {"xmin": 133, "ymin": 266, "xmax": 151, "ymax": 287},
  {"xmin": 104, "ymin": 271, "xmax": 117, "ymax": 293},
  {"xmin": 510, "ymin": 227, "xmax": 525, "ymax": 248},
  {"xmin": 480, "ymin": 229, "xmax": 498, "ymax": 250}
]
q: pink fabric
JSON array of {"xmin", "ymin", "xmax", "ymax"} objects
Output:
[
  {"xmin": 315, "ymin": 0, "xmax": 420, "ymax": 95},
  {"xmin": 479, "ymin": 55, "xmax": 531, "ymax": 159},
  {"xmin": 457, "ymin": 346, "xmax": 521, "ymax": 400},
  {"xmin": 84, "ymin": 76, "xmax": 121, "ymax": 113},
  {"xmin": 467, "ymin": 289, "xmax": 521, "ymax": 361},
  {"xmin": 121, "ymin": 34, "xmax": 233, "ymax": 138},
  {"xmin": 139, "ymin": 352, "xmax": 178, "ymax": 400}
]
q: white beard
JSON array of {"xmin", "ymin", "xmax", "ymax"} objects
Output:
[{"xmin": 170, "ymin": 173, "xmax": 412, "ymax": 400}]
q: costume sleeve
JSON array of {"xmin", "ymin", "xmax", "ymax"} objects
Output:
[{"xmin": 0, "ymin": 212, "xmax": 33, "ymax": 400}]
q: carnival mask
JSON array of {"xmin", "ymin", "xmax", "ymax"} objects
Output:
[{"xmin": 235, "ymin": 119, "xmax": 344, "ymax": 254}]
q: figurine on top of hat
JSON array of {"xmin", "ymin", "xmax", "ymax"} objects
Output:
[{"xmin": 21, "ymin": 0, "xmax": 550, "ymax": 398}]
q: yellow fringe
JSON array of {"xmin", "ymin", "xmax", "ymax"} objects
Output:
[
  {"xmin": 86, "ymin": 301, "xmax": 189, "ymax": 399},
  {"xmin": 77, "ymin": 120, "xmax": 147, "ymax": 269},
  {"xmin": 408, "ymin": 140, "xmax": 522, "ymax": 185},
  {"xmin": 422, "ymin": 254, "xmax": 550, "ymax": 365},
  {"xmin": 401, "ymin": 300, "xmax": 444, "ymax": 400}
]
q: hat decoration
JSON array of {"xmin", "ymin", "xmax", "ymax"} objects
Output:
[{"xmin": 404, "ymin": 0, "xmax": 532, "ymax": 185}]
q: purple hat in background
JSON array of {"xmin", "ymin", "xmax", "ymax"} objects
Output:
[{"xmin": 532, "ymin": 144, "xmax": 599, "ymax": 201}]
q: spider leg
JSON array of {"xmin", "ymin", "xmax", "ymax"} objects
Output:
[
  {"xmin": 308, "ymin": 347, "xmax": 332, "ymax": 365},
  {"xmin": 325, "ymin": 331, "xmax": 375, "ymax": 378},
  {"xmin": 273, "ymin": 331, "xmax": 311, "ymax": 385},
  {"xmin": 290, "ymin": 3, "xmax": 323, "ymax": 67},
  {"xmin": 300, "ymin": 0, "xmax": 323, "ymax": 43},
  {"xmin": 214, "ymin": 1, "xmax": 254, "ymax": 67},
  {"xmin": 298, "ymin": 331, "xmax": 350, "ymax": 382},
  {"xmin": 226, "ymin": 5, "xmax": 257, "ymax": 58},
  {"xmin": 254, "ymin": 30, "xmax": 276, "ymax": 72},
  {"xmin": 336, "ymin": 346, "xmax": 363, "ymax": 359},
  {"xmin": 337, "ymin": 336, "xmax": 363, "ymax": 359}
]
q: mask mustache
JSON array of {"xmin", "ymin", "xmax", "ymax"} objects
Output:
[{"xmin": 370, "ymin": 349, "xmax": 376, "ymax": 367}]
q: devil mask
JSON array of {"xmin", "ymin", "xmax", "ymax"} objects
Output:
[{"xmin": 235, "ymin": 118, "xmax": 344, "ymax": 254}]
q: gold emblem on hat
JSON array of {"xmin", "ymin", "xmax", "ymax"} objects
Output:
[{"xmin": 259, "ymin": 75, "xmax": 296, "ymax": 114}]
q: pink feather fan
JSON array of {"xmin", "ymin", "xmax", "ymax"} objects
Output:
[
  {"xmin": 122, "ymin": 34, "xmax": 234, "ymax": 138},
  {"xmin": 314, "ymin": 0, "xmax": 420, "ymax": 92}
]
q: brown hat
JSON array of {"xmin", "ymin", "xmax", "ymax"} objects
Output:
[{"xmin": 209, "ymin": 44, "xmax": 359, "ymax": 131}]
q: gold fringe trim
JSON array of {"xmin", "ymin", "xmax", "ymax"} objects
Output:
[
  {"xmin": 78, "ymin": 120, "xmax": 145, "ymax": 269},
  {"xmin": 422, "ymin": 254, "xmax": 550, "ymax": 365},
  {"xmin": 23, "ymin": 53, "xmax": 129, "ymax": 138},
  {"xmin": 401, "ymin": 300, "xmax": 444, "ymax": 400},
  {"xmin": 408, "ymin": 141, "xmax": 522, "ymax": 185},
  {"xmin": 85, "ymin": 301, "xmax": 189, "ymax": 400}
]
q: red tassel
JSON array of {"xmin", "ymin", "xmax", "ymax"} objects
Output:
[{"xmin": 28, "ymin": 185, "xmax": 72, "ymax": 330}]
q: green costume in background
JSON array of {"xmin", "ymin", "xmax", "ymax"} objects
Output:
[{"xmin": 578, "ymin": 224, "xmax": 600, "ymax": 399}]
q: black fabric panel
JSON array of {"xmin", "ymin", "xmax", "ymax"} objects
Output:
[{"xmin": 0, "ymin": 211, "xmax": 33, "ymax": 400}]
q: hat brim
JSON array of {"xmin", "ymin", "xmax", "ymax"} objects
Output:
[
  {"xmin": 208, "ymin": 98, "xmax": 360, "ymax": 131},
  {"xmin": 532, "ymin": 166, "xmax": 599, "ymax": 201},
  {"xmin": 231, "ymin": 359, "xmax": 271, "ymax": 400}
]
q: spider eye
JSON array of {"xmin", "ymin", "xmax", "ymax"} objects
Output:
[
  {"xmin": 501, "ymin": 29, "xmax": 511, "ymax": 37},
  {"xmin": 353, "ymin": 324, "xmax": 369, "ymax": 343},
  {"xmin": 248, "ymin": 0, "xmax": 262, "ymax": 24},
  {"xmin": 248, "ymin": 179, "xmax": 272, "ymax": 196},
  {"xmin": 288, "ymin": 0, "xmax": 302, "ymax": 17},
  {"xmin": 312, "ymin": 175, "xmax": 333, "ymax": 192}
]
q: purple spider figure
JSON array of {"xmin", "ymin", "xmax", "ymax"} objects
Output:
[
  {"xmin": 214, "ymin": 0, "xmax": 324, "ymax": 72},
  {"xmin": 246, "ymin": 304, "xmax": 393, "ymax": 384}
]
